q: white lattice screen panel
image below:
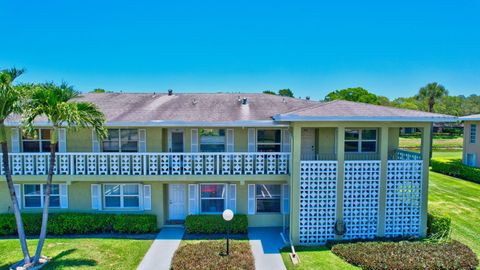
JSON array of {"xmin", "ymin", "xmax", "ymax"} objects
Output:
[
  {"xmin": 385, "ymin": 160, "xmax": 423, "ymax": 237},
  {"xmin": 299, "ymin": 161, "xmax": 337, "ymax": 244},
  {"xmin": 343, "ymin": 161, "xmax": 380, "ymax": 240}
]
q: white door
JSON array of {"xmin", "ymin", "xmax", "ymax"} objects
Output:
[
  {"xmin": 301, "ymin": 128, "xmax": 316, "ymax": 160},
  {"xmin": 169, "ymin": 184, "xmax": 187, "ymax": 220}
]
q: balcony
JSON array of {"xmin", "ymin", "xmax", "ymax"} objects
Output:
[{"xmin": 0, "ymin": 152, "xmax": 290, "ymax": 176}]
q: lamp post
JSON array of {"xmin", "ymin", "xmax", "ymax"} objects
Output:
[{"xmin": 222, "ymin": 209, "xmax": 234, "ymax": 256}]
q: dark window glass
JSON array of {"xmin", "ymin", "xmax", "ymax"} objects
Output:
[
  {"xmin": 124, "ymin": 197, "xmax": 139, "ymax": 207},
  {"xmin": 361, "ymin": 142, "xmax": 377, "ymax": 152},
  {"xmin": 345, "ymin": 141, "xmax": 359, "ymax": 152},
  {"xmin": 105, "ymin": 197, "xmax": 121, "ymax": 207},
  {"xmin": 257, "ymin": 144, "xmax": 281, "ymax": 152},
  {"xmin": 25, "ymin": 196, "xmax": 41, "ymax": 207},
  {"xmin": 257, "ymin": 130, "xmax": 281, "ymax": 144},
  {"xmin": 201, "ymin": 199, "xmax": 224, "ymax": 213},
  {"xmin": 255, "ymin": 184, "xmax": 281, "ymax": 213}
]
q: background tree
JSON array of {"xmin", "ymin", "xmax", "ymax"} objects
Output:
[
  {"xmin": 415, "ymin": 82, "xmax": 448, "ymax": 113},
  {"xmin": 324, "ymin": 87, "xmax": 386, "ymax": 105},
  {"xmin": 91, "ymin": 88, "xmax": 106, "ymax": 93},
  {"xmin": 278, "ymin": 88, "xmax": 294, "ymax": 97},
  {"xmin": 23, "ymin": 82, "xmax": 107, "ymax": 265},
  {"xmin": 0, "ymin": 68, "xmax": 32, "ymax": 265},
  {"xmin": 262, "ymin": 90, "xmax": 276, "ymax": 95}
]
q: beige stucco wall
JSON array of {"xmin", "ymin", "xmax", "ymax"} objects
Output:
[{"xmin": 463, "ymin": 121, "xmax": 480, "ymax": 167}]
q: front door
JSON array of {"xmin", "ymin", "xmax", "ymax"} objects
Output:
[
  {"xmin": 170, "ymin": 130, "xmax": 184, "ymax": 152},
  {"xmin": 301, "ymin": 128, "xmax": 316, "ymax": 160},
  {"xmin": 169, "ymin": 184, "xmax": 187, "ymax": 220}
]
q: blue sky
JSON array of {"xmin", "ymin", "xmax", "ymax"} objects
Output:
[{"xmin": 1, "ymin": 0, "xmax": 479, "ymax": 100}]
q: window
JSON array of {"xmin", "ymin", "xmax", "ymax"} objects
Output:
[
  {"xmin": 24, "ymin": 184, "xmax": 60, "ymax": 208},
  {"xmin": 257, "ymin": 129, "xmax": 281, "ymax": 152},
  {"xmin": 255, "ymin": 184, "xmax": 281, "ymax": 213},
  {"xmin": 471, "ymin": 124, "xmax": 477, "ymax": 144},
  {"xmin": 104, "ymin": 184, "xmax": 140, "ymax": 208},
  {"xmin": 22, "ymin": 129, "xmax": 58, "ymax": 152},
  {"xmin": 103, "ymin": 129, "xmax": 139, "ymax": 152},
  {"xmin": 200, "ymin": 129, "xmax": 225, "ymax": 152},
  {"xmin": 345, "ymin": 129, "xmax": 377, "ymax": 153},
  {"xmin": 200, "ymin": 184, "xmax": 225, "ymax": 213}
]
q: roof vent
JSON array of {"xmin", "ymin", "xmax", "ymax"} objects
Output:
[
  {"xmin": 306, "ymin": 96, "xmax": 310, "ymax": 100},
  {"xmin": 242, "ymin": 97, "xmax": 248, "ymax": 105},
  {"xmin": 192, "ymin": 98, "xmax": 198, "ymax": 105},
  {"xmin": 282, "ymin": 98, "xmax": 286, "ymax": 103},
  {"xmin": 168, "ymin": 89, "xmax": 173, "ymax": 96}
]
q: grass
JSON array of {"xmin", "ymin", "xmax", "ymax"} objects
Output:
[
  {"xmin": 281, "ymin": 171, "xmax": 480, "ymax": 270},
  {"xmin": 432, "ymin": 150, "xmax": 463, "ymax": 159},
  {"xmin": 171, "ymin": 240, "xmax": 254, "ymax": 270},
  {"xmin": 399, "ymin": 136, "xmax": 463, "ymax": 150},
  {"xmin": 0, "ymin": 238, "xmax": 153, "ymax": 270}
]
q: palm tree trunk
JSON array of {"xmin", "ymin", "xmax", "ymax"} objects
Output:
[
  {"xmin": 32, "ymin": 139, "xmax": 57, "ymax": 265},
  {"xmin": 0, "ymin": 123, "xmax": 31, "ymax": 265}
]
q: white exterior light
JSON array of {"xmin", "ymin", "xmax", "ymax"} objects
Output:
[{"xmin": 222, "ymin": 209, "xmax": 234, "ymax": 221}]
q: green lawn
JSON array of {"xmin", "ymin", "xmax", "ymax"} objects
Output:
[
  {"xmin": 0, "ymin": 238, "xmax": 153, "ymax": 270},
  {"xmin": 432, "ymin": 150, "xmax": 463, "ymax": 159},
  {"xmin": 282, "ymin": 171, "xmax": 480, "ymax": 270},
  {"xmin": 399, "ymin": 136, "xmax": 463, "ymax": 150}
]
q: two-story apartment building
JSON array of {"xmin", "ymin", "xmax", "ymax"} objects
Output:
[
  {"xmin": 0, "ymin": 92, "xmax": 455, "ymax": 245},
  {"xmin": 460, "ymin": 114, "xmax": 480, "ymax": 167}
]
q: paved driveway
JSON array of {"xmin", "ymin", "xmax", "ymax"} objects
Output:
[
  {"xmin": 137, "ymin": 227, "xmax": 184, "ymax": 270},
  {"xmin": 248, "ymin": 227, "xmax": 287, "ymax": 270}
]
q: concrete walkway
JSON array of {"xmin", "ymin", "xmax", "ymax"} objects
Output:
[
  {"xmin": 137, "ymin": 227, "xmax": 184, "ymax": 270},
  {"xmin": 248, "ymin": 227, "xmax": 287, "ymax": 270}
]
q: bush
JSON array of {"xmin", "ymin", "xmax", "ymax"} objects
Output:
[
  {"xmin": 332, "ymin": 240, "xmax": 479, "ymax": 270},
  {"xmin": 185, "ymin": 214, "xmax": 248, "ymax": 234},
  {"xmin": 0, "ymin": 213, "xmax": 158, "ymax": 236},
  {"xmin": 428, "ymin": 212, "xmax": 452, "ymax": 239},
  {"xmin": 171, "ymin": 240, "xmax": 254, "ymax": 270},
  {"xmin": 431, "ymin": 158, "xmax": 480, "ymax": 184}
]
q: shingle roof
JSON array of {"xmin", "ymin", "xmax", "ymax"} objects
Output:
[
  {"xmin": 460, "ymin": 114, "xmax": 480, "ymax": 121},
  {"xmin": 5, "ymin": 93, "xmax": 457, "ymax": 125},
  {"xmin": 273, "ymin": 100, "xmax": 456, "ymax": 122}
]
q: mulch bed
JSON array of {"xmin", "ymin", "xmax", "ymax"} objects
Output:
[
  {"xmin": 171, "ymin": 240, "xmax": 254, "ymax": 270},
  {"xmin": 331, "ymin": 240, "xmax": 479, "ymax": 270}
]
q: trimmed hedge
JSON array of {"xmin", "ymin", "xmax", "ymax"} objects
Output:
[
  {"xmin": 332, "ymin": 240, "xmax": 479, "ymax": 270},
  {"xmin": 185, "ymin": 214, "xmax": 248, "ymax": 234},
  {"xmin": 0, "ymin": 213, "xmax": 158, "ymax": 236},
  {"xmin": 428, "ymin": 212, "xmax": 452, "ymax": 239},
  {"xmin": 431, "ymin": 158, "xmax": 480, "ymax": 184}
]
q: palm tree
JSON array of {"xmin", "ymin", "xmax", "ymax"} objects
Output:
[
  {"xmin": 0, "ymin": 68, "xmax": 32, "ymax": 265},
  {"xmin": 416, "ymin": 82, "xmax": 448, "ymax": 113},
  {"xmin": 23, "ymin": 82, "xmax": 107, "ymax": 265}
]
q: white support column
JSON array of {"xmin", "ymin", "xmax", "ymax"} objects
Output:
[
  {"xmin": 377, "ymin": 126, "xmax": 389, "ymax": 237},
  {"xmin": 335, "ymin": 126, "xmax": 345, "ymax": 240},
  {"xmin": 420, "ymin": 124, "xmax": 431, "ymax": 237}
]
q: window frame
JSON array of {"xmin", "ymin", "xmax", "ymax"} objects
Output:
[
  {"xmin": 199, "ymin": 128, "xmax": 226, "ymax": 152},
  {"xmin": 199, "ymin": 183, "xmax": 226, "ymax": 214},
  {"xmin": 344, "ymin": 128, "xmax": 378, "ymax": 153},
  {"xmin": 21, "ymin": 128, "xmax": 56, "ymax": 153},
  {"xmin": 23, "ymin": 184, "xmax": 61, "ymax": 208},
  {"xmin": 102, "ymin": 129, "xmax": 139, "ymax": 152},
  {"xmin": 470, "ymin": 124, "xmax": 477, "ymax": 144},
  {"xmin": 255, "ymin": 184, "xmax": 282, "ymax": 213},
  {"xmin": 256, "ymin": 129, "xmax": 282, "ymax": 152},
  {"xmin": 103, "ymin": 183, "xmax": 141, "ymax": 209}
]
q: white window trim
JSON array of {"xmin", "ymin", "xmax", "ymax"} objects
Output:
[
  {"xmin": 23, "ymin": 184, "xmax": 61, "ymax": 209},
  {"xmin": 255, "ymin": 184, "xmax": 282, "ymax": 214},
  {"xmin": 199, "ymin": 183, "xmax": 226, "ymax": 214},
  {"xmin": 21, "ymin": 128, "xmax": 53, "ymax": 153},
  {"xmin": 470, "ymin": 124, "xmax": 477, "ymax": 144},
  {"xmin": 344, "ymin": 128, "xmax": 378, "ymax": 153},
  {"xmin": 103, "ymin": 129, "xmax": 140, "ymax": 152},
  {"xmin": 256, "ymin": 129, "xmax": 282, "ymax": 152},
  {"xmin": 103, "ymin": 183, "xmax": 142, "ymax": 209}
]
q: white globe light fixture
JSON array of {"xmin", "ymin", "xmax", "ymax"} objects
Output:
[
  {"xmin": 222, "ymin": 209, "xmax": 234, "ymax": 256},
  {"xmin": 222, "ymin": 209, "xmax": 234, "ymax": 222}
]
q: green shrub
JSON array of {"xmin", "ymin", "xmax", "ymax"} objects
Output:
[
  {"xmin": 0, "ymin": 213, "xmax": 157, "ymax": 236},
  {"xmin": 431, "ymin": 158, "xmax": 480, "ymax": 184},
  {"xmin": 427, "ymin": 212, "xmax": 452, "ymax": 239},
  {"xmin": 171, "ymin": 240, "xmax": 254, "ymax": 270},
  {"xmin": 185, "ymin": 214, "xmax": 248, "ymax": 234},
  {"xmin": 331, "ymin": 240, "xmax": 479, "ymax": 270}
]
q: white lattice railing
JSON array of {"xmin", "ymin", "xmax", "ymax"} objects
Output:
[
  {"xmin": 299, "ymin": 160, "xmax": 338, "ymax": 244},
  {"xmin": 0, "ymin": 152, "xmax": 290, "ymax": 176},
  {"xmin": 389, "ymin": 149, "xmax": 422, "ymax": 161},
  {"xmin": 385, "ymin": 160, "xmax": 423, "ymax": 237}
]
